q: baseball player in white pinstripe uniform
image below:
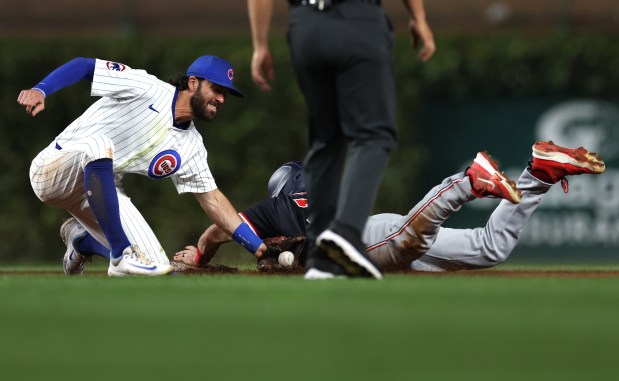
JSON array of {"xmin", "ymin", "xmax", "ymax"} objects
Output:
[{"xmin": 18, "ymin": 56, "xmax": 266, "ymax": 276}]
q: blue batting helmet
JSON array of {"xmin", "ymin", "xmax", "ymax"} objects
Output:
[{"xmin": 267, "ymin": 161, "xmax": 305, "ymax": 198}]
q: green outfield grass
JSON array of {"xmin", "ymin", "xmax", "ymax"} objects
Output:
[{"xmin": 1, "ymin": 265, "xmax": 618, "ymax": 381}]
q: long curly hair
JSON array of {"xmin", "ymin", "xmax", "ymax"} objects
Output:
[{"xmin": 168, "ymin": 73, "xmax": 190, "ymax": 90}]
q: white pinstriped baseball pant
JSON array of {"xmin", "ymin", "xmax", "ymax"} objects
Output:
[{"xmin": 29, "ymin": 136, "xmax": 169, "ymax": 264}]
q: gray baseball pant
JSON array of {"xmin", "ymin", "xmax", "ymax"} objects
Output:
[{"xmin": 362, "ymin": 169, "xmax": 551, "ymax": 271}]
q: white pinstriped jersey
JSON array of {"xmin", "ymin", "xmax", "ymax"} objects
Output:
[{"xmin": 54, "ymin": 59, "xmax": 216, "ymax": 194}]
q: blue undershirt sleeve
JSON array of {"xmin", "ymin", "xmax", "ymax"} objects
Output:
[{"xmin": 33, "ymin": 57, "xmax": 96, "ymax": 97}]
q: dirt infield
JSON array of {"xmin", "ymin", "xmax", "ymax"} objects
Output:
[{"xmin": 2, "ymin": 268, "xmax": 619, "ymax": 278}]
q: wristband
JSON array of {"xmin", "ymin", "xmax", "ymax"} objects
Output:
[
  {"xmin": 195, "ymin": 247, "xmax": 203, "ymax": 266},
  {"xmin": 232, "ymin": 223, "xmax": 263, "ymax": 255}
]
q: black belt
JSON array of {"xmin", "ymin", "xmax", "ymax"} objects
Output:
[{"xmin": 288, "ymin": 0, "xmax": 381, "ymax": 7}]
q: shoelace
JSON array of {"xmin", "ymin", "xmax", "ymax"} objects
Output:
[{"xmin": 127, "ymin": 245, "xmax": 154, "ymax": 265}]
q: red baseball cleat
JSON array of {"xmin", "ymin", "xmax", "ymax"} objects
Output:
[
  {"xmin": 467, "ymin": 152, "xmax": 522, "ymax": 204},
  {"xmin": 531, "ymin": 141, "xmax": 605, "ymax": 192}
]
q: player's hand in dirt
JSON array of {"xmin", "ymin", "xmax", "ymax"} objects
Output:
[
  {"xmin": 174, "ymin": 245, "xmax": 199, "ymax": 266},
  {"xmin": 17, "ymin": 89, "xmax": 46, "ymax": 117}
]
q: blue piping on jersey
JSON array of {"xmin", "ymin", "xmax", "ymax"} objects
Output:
[
  {"xmin": 171, "ymin": 88, "xmax": 191, "ymax": 130},
  {"xmin": 33, "ymin": 57, "xmax": 96, "ymax": 97}
]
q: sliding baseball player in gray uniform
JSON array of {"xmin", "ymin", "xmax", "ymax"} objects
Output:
[
  {"xmin": 173, "ymin": 141, "xmax": 605, "ymax": 274},
  {"xmin": 18, "ymin": 56, "xmax": 266, "ymax": 276}
]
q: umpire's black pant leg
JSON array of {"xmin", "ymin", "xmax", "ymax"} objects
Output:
[
  {"xmin": 334, "ymin": 3, "xmax": 398, "ymax": 233},
  {"xmin": 288, "ymin": 7, "xmax": 345, "ymax": 244}
]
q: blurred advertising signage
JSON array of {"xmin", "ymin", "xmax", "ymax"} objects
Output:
[{"xmin": 522, "ymin": 100, "xmax": 618, "ymax": 248}]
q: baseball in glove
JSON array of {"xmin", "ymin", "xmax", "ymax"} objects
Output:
[{"xmin": 257, "ymin": 236, "xmax": 307, "ymax": 273}]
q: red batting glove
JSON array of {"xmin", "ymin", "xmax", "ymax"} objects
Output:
[{"xmin": 195, "ymin": 248, "xmax": 203, "ymax": 266}]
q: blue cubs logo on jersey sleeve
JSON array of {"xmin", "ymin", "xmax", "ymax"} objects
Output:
[
  {"xmin": 148, "ymin": 150, "xmax": 181, "ymax": 179},
  {"xmin": 106, "ymin": 61, "xmax": 126, "ymax": 71}
]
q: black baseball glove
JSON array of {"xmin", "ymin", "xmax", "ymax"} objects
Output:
[{"xmin": 258, "ymin": 236, "xmax": 307, "ymax": 273}]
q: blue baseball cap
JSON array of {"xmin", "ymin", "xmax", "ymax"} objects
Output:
[{"xmin": 186, "ymin": 56, "xmax": 244, "ymax": 98}]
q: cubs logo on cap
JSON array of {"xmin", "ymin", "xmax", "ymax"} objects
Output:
[
  {"xmin": 148, "ymin": 150, "xmax": 181, "ymax": 179},
  {"xmin": 186, "ymin": 56, "xmax": 244, "ymax": 98}
]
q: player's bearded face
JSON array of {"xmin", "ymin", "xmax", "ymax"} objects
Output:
[{"xmin": 190, "ymin": 81, "xmax": 222, "ymax": 121}]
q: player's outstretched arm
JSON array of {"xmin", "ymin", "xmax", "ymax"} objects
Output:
[
  {"xmin": 194, "ymin": 189, "xmax": 267, "ymax": 258},
  {"xmin": 198, "ymin": 224, "xmax": 232, "ymax": 255},
  {"xmin": 173, "ymin": 224, "xmax": 232, "ymax": 266},
  {"xmin": 17, "ymin": 57, "xmax": 96, "ymax": 117}
]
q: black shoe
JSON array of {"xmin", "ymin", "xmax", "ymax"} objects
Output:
[
  {"xmin": 316, "ymin": 222, "xmax": 383, "ymax": 279},
  {"xmin": 304, "ymin": 247, "xmax": 348, "ymax": 280}
]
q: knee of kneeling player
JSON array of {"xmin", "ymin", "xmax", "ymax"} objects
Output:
[
  {"xmin": 31, "ymin": 186, "xmax": 75, "ymax": 208},
  {"xmin": 398, "ymin": 236, "xmax": 433, "ymax": 257},
  {"xmin": 31, "ymin": 186, "xmax": 48, "ymax": 203}
]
